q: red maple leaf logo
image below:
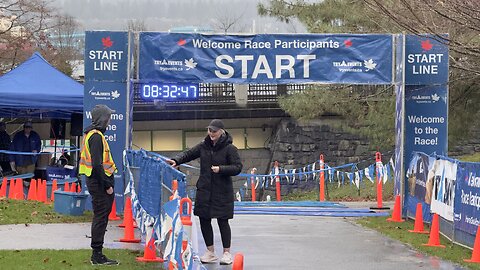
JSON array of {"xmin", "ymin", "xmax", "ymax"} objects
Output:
[
  {"xmin": 177, "ymin": 39, "xmax": 187, "ymax": 46},
  {"xmin": 102, "ymin": 36, "xmax": 113, "ymax": 49},
  {"xmin": 344, "ymin": 39, "xmax": 352, "ymax": 48},
  {"xmin": 421, "ymin": 39, "xmax": 433, "ymax": 51}
]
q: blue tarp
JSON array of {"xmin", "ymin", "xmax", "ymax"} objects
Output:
[{"xmin": 0, "ymin": 52, "xmax": 83, "ymax": 118}]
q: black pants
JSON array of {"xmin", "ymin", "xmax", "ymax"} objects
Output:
[
  {"xmin": 199, "ymin": 217, "xmax": 231, "ymax": 249},
  {"xmin": 0, "ymin": 161, "xmax": 11, "ymax": 174},
  {"xmin": 86, "ymin": 177, "xmax": 114, "ymax": 252}
]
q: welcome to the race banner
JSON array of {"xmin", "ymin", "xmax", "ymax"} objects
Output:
[{"xmin": 139, "ymin": 33, "xmax": 393, "ymax": 84}]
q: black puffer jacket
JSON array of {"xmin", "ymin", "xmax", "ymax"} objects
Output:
[{"xmin": 173, "ymin": 132, "xmax": 242, "ymax": 219}]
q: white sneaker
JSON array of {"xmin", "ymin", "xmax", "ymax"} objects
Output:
[
  {"xmin": 200, "ymin": 250, "xmax": 218, "ymax": 263},
  {"xmin": 220, "ymin": 252, "xmax": 233, "ymax": 265}
]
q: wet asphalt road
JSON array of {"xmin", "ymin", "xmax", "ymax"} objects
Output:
[{"xmin": 0, "ymin": 202, "xmax": 466, "ymax": 270}]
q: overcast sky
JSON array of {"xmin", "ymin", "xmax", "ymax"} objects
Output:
[{"xmin": 53, "ymin": 0, "xmax": 306, "ymax": 34}]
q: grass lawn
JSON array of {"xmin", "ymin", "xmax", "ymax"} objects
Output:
[
  {"xmin": 283, "ymin": 178, "xmax": 395, "ymax": 202},
  {"xmin": 0, "ymin": 198, "xmax": 92, "ymax": 225},
  {"xmin": 357, "ymin": 216, "xmax": 480, "ymax": 270},
  {"xmin": 0, "ymin": 199, "xmax": 166, "ymax": 269},
  {"xmin": 0, "ymin": 249, "xmax": 164, "ymax": 270},
  {"xmin": 458, "ymin": 153, "xmax": 480, "ymax": 163}
]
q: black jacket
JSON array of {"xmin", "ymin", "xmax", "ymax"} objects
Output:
[
  {"xmin": 83, "ymin": 105, "xmax": 115, "ymax": 191},
  {"xmin": 173, "ymin": 132, "xmax": 242, "ymax": 219},
  {"xmin": 0, "ymin": 131, "xmax": 10, "ymax": 162}
]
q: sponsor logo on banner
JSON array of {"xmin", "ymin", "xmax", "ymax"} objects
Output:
[
  {"xmin": 88, "ymin": 87, "xmax": 121, "ymax": 100},
  {"xmin": 332, "ymin": 59, "xmax": 377, "ymax": 73},
  {"xmin": 411, "ymin": 93, "xmax": 440, "ymax": 104},
  {"xmin": 153, "ymin": 58, "xmax": 198, "ymax": 71}
]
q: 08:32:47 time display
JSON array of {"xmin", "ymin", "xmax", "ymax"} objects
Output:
[{"xmin": 140, "ymin": 83, "xmax": 198, "ymax": 100}]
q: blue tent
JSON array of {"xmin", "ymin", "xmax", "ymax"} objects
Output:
[{"xmin": 0, "ymin": 52, "xmax": 83, "ymax": 119}]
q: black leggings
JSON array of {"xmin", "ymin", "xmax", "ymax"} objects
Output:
[{"xmin": 199, "ymin": 217, "xmax": 231, "ymax": 249}]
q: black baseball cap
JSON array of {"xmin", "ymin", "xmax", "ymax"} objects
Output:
[
  {"xmin": 24, "ymin": 121, "xmax": 33, "ymax": 128},
  {"xmin": 207, "ymin": 119, "xmax": 224, "ymax": 131}
]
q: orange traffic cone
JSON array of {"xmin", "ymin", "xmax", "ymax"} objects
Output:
[
  {"xmin": 422, "ymin": 213, "xmax": 445, "ymax": 248},
  {"xmin": 119, "ymin": 198, "xmax": 140, "ymax": 243},
  {"xmin": 38, "ymin": 180, "xmax": 47, "ymax": 203},
  {"xmin": 50, "ymin": 180, "xmax": 58, "ymax": 202},
  {"xmin": 118, "ymin": 197, "xmax": 137, "ymax": 228},
  {"xmin": 232, "ymin": 253, "xmax": 244, "ymax": 270},
  {"xmin": 70, "ymin": 182, "xmax": 77, "ymax": 193},
  {"xmin": 118, "ymin": 219, "xmax": 138, "ymax": 228},
  {"xmin": 409, "ymin": 203, "xmax": 428, "ymax": 234},
  {"xmin": 169, "ymin": 180, "xmax": 178, "ymax": 201},
  {"xmin": 465, "ymin": 225, "xmax": 480, "ymax": 263},
  {"xmin": 13, "ymin": 178, "xmax": 24, "ymax": 200},
  {"xmin": 108, "ymin": 198, "xmax": 121, "ymax": 221},
  {"xmin": 0, "ymin": 177, "xmax": 7, "ymax": 197},
  {"xmin": 63, "ymin": 181, "xmax": 70, "ymax": 192},
  {"xmin": 387, "ymin": 195, "xmax": 405, "ymax": 222},
  {"xmin": 136, "ymin": 231, "xmax": 164, "ymax": 262},
  {"xmin": 8, "ymin": 178, "xmax": 15, "ymax": 199},
  {"xmin": 27, "ymin": 179, "xmax": 38, "ymax": 201}
]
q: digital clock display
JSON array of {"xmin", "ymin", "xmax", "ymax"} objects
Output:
[{"xmin": 140, "ymin": 83, "xmax": 199, "ymax": 100}]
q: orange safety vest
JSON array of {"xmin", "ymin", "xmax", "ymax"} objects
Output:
[{"xmin": 79, "ymin": 129, "xmax": 117, "ymax": 177}]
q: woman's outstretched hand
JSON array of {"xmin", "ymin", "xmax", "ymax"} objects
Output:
[{"xmin": 166, "ymin": 159, "xmax": 177, "ymax": 167}]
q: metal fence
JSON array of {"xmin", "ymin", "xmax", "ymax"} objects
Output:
[{"xmin": 133, "ymin": 83, "xmax": 306, "ymax": 105}]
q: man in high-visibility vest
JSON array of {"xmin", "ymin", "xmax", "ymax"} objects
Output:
[{"xmin": 79, "ymin": 104, "xmax": 119, "ymax": 265}]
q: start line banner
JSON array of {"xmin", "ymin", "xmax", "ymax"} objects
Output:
[{"xmin": 139, "ymin": 33, "xmax": 393, "ymax": 84}]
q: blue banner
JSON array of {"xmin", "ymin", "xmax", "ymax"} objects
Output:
[
  {"xmin": 84, "ymin": 31, "xmax": 131, "ymax": 213},
  {"xmin": 455, "ymin": 162, "xmax": 480, "ymax": 235},
  {"xmin": 405, "ymin": 152, "xmax": 435, "ymax": 222},
  {"xmin": 405, "ymin": 34, "xmax": 448, "ymax": 85},
  {"xmin": 139, "ymin": 33, "xmax": 393, "ymax": 84},
  {"xmin": 404, "ymin": 85, "xmax": 447, "ymax": 218},
  {"xmin": 405, "ymin": 85, "xmax": 448, "ymax": 159},
  {"xmin": 83, "ymin": 81, "xmax": 128, "ymax": 211},
  {"xmin": 85, "ymin": 31, "xmax": 129, "ymax": 82}
]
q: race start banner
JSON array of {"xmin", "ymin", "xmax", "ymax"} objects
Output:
[
  {"xmin": 405, "ymin": 35, "xmax": 449, "ymax": 85},
  {"xmin": 84, "ymin": 31, "xmax": 131, "ymax": 213},
  {"xmin": 402, "ymin": 34, "xmax": 449, "ymax": 218},
  {"xmin": 139, "ymin": 33, "xmax": 393, "ymax": 84}
]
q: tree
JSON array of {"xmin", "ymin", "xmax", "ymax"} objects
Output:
[
  {"xmin": 258, "ymin": 0, "xmax": 398, "ymax": 150},
  {"xmin": 360, "ymin": 0, "xmax": 480, "ymax": 149},
  {"xmin": 0, "ymin": 2, "xmax": 82, "ymax": 76},
  {"xmin": 364, "ymin": 0, "xmax": 480, "ymax": 77},
  {"xmin": 212, "ymin": 7, "xmax": 247, "ymax": 34},
  {"xmin": 258, "ymin": 0, "xmax": 397, "ymax": 33},
  {"xmin": 259, "ymin": 0, "xmax": 480, "ymax": 151},
  {"xmin": 43, "ymin": 14, "xmax": 82, "ymax": 75},
  {"xmin": 126, "ymin": 19, "xmax": 148, "ymax": 79},
  {"xmin": 127, "ymin": 19, "xmax": 147, "ymax": 33},
  {"xmin": 0, "ymin": 0, "xmax": 54, "ymax": 73}
]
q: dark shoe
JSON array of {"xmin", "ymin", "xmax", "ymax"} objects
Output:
[{"xmin": 91, "ymin": 254, "xmax": 119, "ymax": 265}]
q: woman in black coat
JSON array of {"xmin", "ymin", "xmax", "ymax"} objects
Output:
[{"xmin": 167, "ymin": 119, "xmax": 242, "ymax": 265}]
